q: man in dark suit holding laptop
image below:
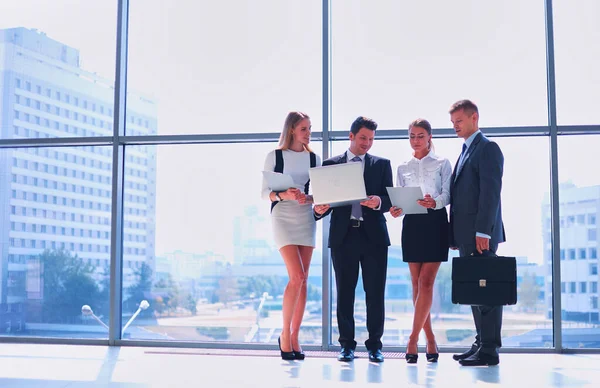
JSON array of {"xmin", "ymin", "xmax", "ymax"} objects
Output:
[
  {"xmin": 314, "ymin": 116, "xmax": 393, "ymax": 363},
  {"xmin": 448, "ymin": 99, "xmax": 506, "ymax": 366}
]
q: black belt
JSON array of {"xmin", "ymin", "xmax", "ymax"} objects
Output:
[{"xmin": 350, "ymin": 219, "xmax": 362, "ymax": 228}]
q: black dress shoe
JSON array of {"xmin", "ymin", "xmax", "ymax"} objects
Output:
[
  {"xmin": 278, "ymin": 337, "xmax": 295, "ymax": 360},
  {"xmin": 368, "ymin": 349, "xmax": 384, "ymax": 363},
  {"xmin": 459, "ymin": 351, "xmax": 499, "ymax": 366},
  {"xmin": 452, "ymin": 347, "xmax": 478, "ymax": 361},
  {"xmin": 338, "ymin": 348, "xmax": 355, "ymax": 362},
  {"xmin": 293, "ymin": 349, "xmax": 305, "ymax": 360}
]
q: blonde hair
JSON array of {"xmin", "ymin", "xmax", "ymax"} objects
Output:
[{"xmin": 278, "ymin": 111, "xmax": 313, "ymax": 152}]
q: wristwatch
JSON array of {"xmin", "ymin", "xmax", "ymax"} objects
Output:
[{"xmin": 275, "ymin": 192, "xmax": 283, "ymax": 201}]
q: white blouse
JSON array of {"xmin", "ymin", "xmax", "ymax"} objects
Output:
[
  {"xmin": 261, "ymin": 149, "xmax": 322, "ymax": 200},
  {"xmin": 396, "ymin": 151, "xmax": 452, "ymax": 210}
]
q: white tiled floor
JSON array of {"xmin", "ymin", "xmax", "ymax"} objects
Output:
[{"xmin": 0, "ymin": 344, "xmax": 599, "ymax": 387}]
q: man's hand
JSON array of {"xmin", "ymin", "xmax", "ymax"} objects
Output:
[
  {"xmin": 314, "ymin": 204, "xmax": 330, "ymax": 215},
  {"xmin": 389, "ymin": 206, "xmax": 403, "ymax": 218},
  {"xmin": 475, "ymin": 236, "xmax": 490, "ymax": 254},
  {"xmin": 360, "ymin": 195, "xmax": 381, "ymax": 209}
]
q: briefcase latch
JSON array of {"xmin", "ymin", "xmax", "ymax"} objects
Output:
[{"xmin": 479, "ymin": 279, "xmax": 487, "ymax": 287}]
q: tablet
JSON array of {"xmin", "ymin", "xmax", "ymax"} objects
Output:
[
  {"xmin": 386, "ymin": 186, "xmax": 428, "ymax": 215},
  {"xmin": 262, "ymin": 171, "xmax": 295, "ymax": 191}
]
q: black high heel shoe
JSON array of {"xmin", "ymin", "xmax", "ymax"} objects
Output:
[
  {"xmin": 405, "ymin": 342, "xmax": 418, "ymax": 364},
  {"xmin": 293, "ymin": 349, "xmax": 305, "ymax": 360},
  {"xmin": 406, "ymin": 353, "xmax": 418, "ymax": 363},
  {"xmin": 278, "ymin": 337, "xmax": 295, "ymax": 360},
  {"xmin": 426, "ymin": 342, "xmax": 439, "ymax": 363}
]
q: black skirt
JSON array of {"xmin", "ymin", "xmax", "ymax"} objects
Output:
[{"xmin": 401, "ymin": 207, "xmax": 449, "ymax": 263}]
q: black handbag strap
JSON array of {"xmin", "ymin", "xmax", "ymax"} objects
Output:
[
  {"xmin": 274, "ymin": 149, "xmax": 284, "ymax": 173},
  {"xmin": 303, "ymin": 152, "xmax": 316, "ymax": 194},
  {"xmin": 270, "ymin": 149, "xmax": 284, "ymax": 213}
]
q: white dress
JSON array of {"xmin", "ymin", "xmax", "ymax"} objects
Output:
[{"xmin": 262, "ymin": 149, "xmax": 322, "ymax": 249}]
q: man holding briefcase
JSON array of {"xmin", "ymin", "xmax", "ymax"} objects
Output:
[{"xmin": 448, "ymin": 100, "xmax": 506, "ymax": 366}]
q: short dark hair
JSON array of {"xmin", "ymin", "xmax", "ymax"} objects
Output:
[
  {"xmin": 409, "ymin": 118, "xmax": 432, "ymax": 136},
  {"xmin": 449, "ymin": 99, "xmax": 479, "ymax": 116},
  {"xmin": 350, "ymin": 116, "xmax": 377, "ymax": 135}
]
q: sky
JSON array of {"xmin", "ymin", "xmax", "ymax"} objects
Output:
[{"xmin": 1, "ymin": 0, "xmax": 600, "ymax": 264}]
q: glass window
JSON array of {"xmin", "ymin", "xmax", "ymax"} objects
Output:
[
  {"xmin": 580, "ymin": 282, "xmax": 588, "ymax": 293},
  {"xmin": 0, "ymin": 3, "xmax": 116, "ymax": 139},
  {"xmin": 127, "ymin": 0, "xmax": 321, "ymax": 135},
  {"xmin": 568, "ymin": 249, "xmax": 576, "ymax": 260},
  {"xmin": 553, "ymin": 0, "xmax": 600, "ymax": 124},
  {"xmin": 0, "ymin": 146, "xmax": 112, "ymax": 338},
  {"xmin": 580, "ymin": 249, "xmax": 587, "ymax": 260},
  {"xmin": 332, "ymin": 135, "xmax": 551, "ymax": 348},
  {"xmin": 331, "ymin": 1, "xmax": 547, "ymax": 130},
  {"xmin": 559, "ymin": 136, "xmax": 600, "ymax": 348},
  {"xmin": 121, "ymin": 143, "xmax": 323, "ymax": 345}
]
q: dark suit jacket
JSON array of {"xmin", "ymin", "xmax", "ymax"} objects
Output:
[
  {"xmin": 315, "ymin": 152, "xmax": 393, "ymax": 248},
  {"xmin": 449, "ymin": 132, "xmax": 506, "ymax": 248}
]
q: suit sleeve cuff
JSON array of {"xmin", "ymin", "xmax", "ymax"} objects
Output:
[{"xmin": 373, "ymin": 195, "xmax": 382, "ymax": 211}]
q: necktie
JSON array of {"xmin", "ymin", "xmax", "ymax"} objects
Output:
[
  {"xmin": 350, "ymin": 156, "xmax": 363, "ymax": 219},
  {"xmin": 455, "ymin": 143, "xmax": 468, "ymax": 180}
]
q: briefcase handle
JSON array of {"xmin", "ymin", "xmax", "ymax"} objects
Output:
[{"xmin": 471, "ymin": 250, "xmax": 498, "ymax": 258}]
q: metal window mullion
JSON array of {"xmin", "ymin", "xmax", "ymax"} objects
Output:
[
  {"xmin": 544, "ymin": 0, "xmax": 562, "ymax": 352},
  {"xmin": 321, "ymin": 0, "xmax": 333, "ymax": 351},
  {"xmin": 109, "ymin": 0, "xmax": 129, "ymax": 344}
]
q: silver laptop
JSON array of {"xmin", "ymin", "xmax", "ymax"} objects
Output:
[{"xmin": 309, "ymin": 162, "xmax": 368, "ymax": 207}]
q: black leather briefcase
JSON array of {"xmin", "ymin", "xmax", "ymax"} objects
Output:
[{"xmin": 451, "ymin": 252, "xmax": 517, "ymax": 306}]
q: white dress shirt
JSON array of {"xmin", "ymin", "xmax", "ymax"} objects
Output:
[
  {"xmin": 345, "ymin": 149, "xmax": 382, "ymax": 216},
  {"xmin": 396, "ymin": 151, "xmax": 452, "ymax": 210}
]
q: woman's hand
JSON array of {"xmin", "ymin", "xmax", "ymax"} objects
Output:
[
  {"xmin": 417, "ymin": 194, "xmax": 436, "ymax": 209},
  {"xmin": 390, "ymin": 206, "xmax": 403, "ymax": 218},
  {"xmin": 299, "ymin": 195, "xmax": 314, "ymax": 205},
  {"xmin": 281, "ymin": 188, "xmax": 302, "ymax": 201},
  {"xmin": 297, "ymin": 193, "xmax": 309, "ymax": 204}
]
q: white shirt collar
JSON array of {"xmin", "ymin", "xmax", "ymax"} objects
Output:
[
  {"xmin": 408, "ymin": 150, "xmax": 439, "ymax": 163},
  {"xmin": 464, "ymin": 130, "xmax": 481, "ymax": 149},
  {"xmin": 346, "ymin": 149, "xmax": 364, "ymax": 161}
]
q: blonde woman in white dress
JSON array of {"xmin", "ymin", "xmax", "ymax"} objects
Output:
[{"xmin": 261, "ymin": 112, "xmax": 321, "ymax": 360}]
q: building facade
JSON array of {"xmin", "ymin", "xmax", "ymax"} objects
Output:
[{"xmin": 0, "ymin": 28, "xmax": 157, "ymax": 327}]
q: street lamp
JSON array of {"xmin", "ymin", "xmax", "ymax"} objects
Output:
[
  {"xmin": 122, "ymin": 299, "xmax": 150, "ymax": 335},
  {"xmin": 255, "ymin": 292, "xmax": 271, "ymax": 342},
  {"xmin": 81, "ymin": 305, "xmax": 109, "ymax": 330}
]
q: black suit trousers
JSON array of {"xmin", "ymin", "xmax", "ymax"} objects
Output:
[
  {"xmin": 331, "ymin": 225, "xmax": 388, "ymax": 351},
  {"xmin": 459, "ymin": 242, "xmax": 503, "ymax": 357}
]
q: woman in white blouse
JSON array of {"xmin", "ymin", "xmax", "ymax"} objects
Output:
[
  {"xmin": 261, "ymin": 112, "xmax": 321, "ymax": 360},
  {"xmin": 390, "ymin": 119, "xmax": 452, "ymax": 363}
]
